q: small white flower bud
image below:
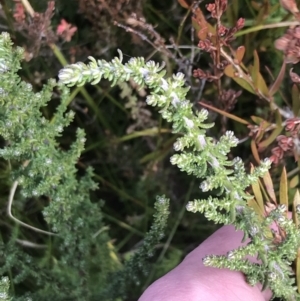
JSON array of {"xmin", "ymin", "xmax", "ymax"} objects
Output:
[
  {"xmin": 225, "ymin": 131, "xmax": 239, "ymax": 145},
  {"xmin": 0, "ymin": 59, "xmax": 9, "ymax": 72},
  {"xmin": 183, "ymin": 117, "xmax": 194, "ymax": 129},
  {"xmin": 186, "ymin": 202, "xmax": 195, "ymax": 212},
  {"xmin": 58, "ymin": 68, "xmax": 74, "ymax": 81},
  {"xmin": 161, "ymin": 78, "xmax": 169, "ymax": 91},
  {"xmin": 227, "ymin": 251, "xmax": 235, "ymax": 259},
  {"xmin": 197, "ymin": 135, "xmax": 206, "ymax": 149},
  {"xmin": 202, "ymin": 255, "xmax": 212, "ymax": 265},
  {"xmin": 277, "ymin": 204, "xmax": 287, "ymax": 213},
  {"xmin": 200, "ymin": 181, "xmax": 210, "ymax": 192},
  {"xmin": 171, "ymin": 92, "xmax": 180, "ymax": 107},
  {"xmin": 173, "ymin": 140, "xmax": 183, "ymax": 151},
  {"xmin": 233, "ymin": 157, "xmax": 242, "ymax": 165},
  {"xmin": 200, "ymin": 109, "xmax": 208, "ymax": 119},
  {"xmin": 174, "ymin": 72, "xmax": 185, "ymax": 81},
  {"xmin": 249, "ymin": 226, "xmax": 258, "ymax": 236},
  {"xmin": 209, "ymin": 155, "xmax": 219, "ymax": 168},
  {"xmin": 156, "ymin": 196, "xmax": 165, "ymax": 204},
  {"xmin": 268, "ymin": 272, "xmax": 277, "ymax": 280},
  {"xmin": 277, "ymin": 216, "xmax": 286, "ymax": 224},
  {"xmin": 263, "ymin": 157, "xmax": 271, "ymax": 166},
  {"xmin": 170, "ymin": 155, "xmax": 181, "ymax": 165}
]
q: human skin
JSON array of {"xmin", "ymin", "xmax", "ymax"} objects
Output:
[{"xmin": 139, "ymin": 225, "xmax": 273, "ymax": 301}]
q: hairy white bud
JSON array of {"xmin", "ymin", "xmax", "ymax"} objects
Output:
[
  {"xmin": 183, "ymin": 117, "xmax": 194, "ymax": 129},
  {"xmin": 197, "ymin": 135, "xmax": 206, "ymax": 149},
  {"xmin": 171, "ymin": 92, "xmax": 180, "ymax": 107},
  {"xmin": 173, "ymin": 140, "xmax": 183, "ymax": 151},
  {"xmin": 200, "ymin": 181, "xmax": 210, "ymax": 192},
  {"xmin": 161, "ymin": 78, "xmax": 169, "ymax": 91},
  {"xmin": 208, "ymin": 155, "xmax": 219, "ymax": 168},
  {"xmin": 225, "ymin": 131, "xmax": 239, "ymax": 145},
  {"xmin": 277, "ymin": 204, "xmax": 287, "ymax": 213},
  {"xmin": 199, "ymin": 109, "xmax": 209, "ymax": 119},
  {"xmin": 202, "ymin": 255, "xmax": 213, "ymax": 265},
  {"xmin": 186, "ymin": 202, "xmax": 196, "ymax": 212},
  {"xmin": 227, "ymin": 251, "xmax": 235, "ymax": 259}
]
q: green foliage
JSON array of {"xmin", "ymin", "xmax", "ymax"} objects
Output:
[
  {"xmin": 58, "ymin": 50, "xmax": 300, "ymax": 300},
  {"xmin": 0, "ymin": 32, "xmax": 170, "ymax": 301},
  {"xmin": 0, "ymin": 277, "xmax": 11, "ymax": 301},
  {"xmin": 101, "ymin": 195, "xmax": 170, "ymax": 300},
  {"xmin": 2, "ymin": 0, "xmax": 300, "ymax": 300}
]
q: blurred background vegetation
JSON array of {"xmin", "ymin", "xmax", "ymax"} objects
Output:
[{"xmin": 1, "ymin": 0, "xmax": 300, "ymax": 299}]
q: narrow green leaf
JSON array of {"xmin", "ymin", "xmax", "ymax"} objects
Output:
[
  {"xmin": 224, "ymin": 65, "xmax": 256, "ymax": 94},
  {"xmin": 290, "ymin": 175, "xmax": 299, "ymax": 189},
  {"xmin": 248, "ymin": 198, "xmax": 264, "ymax": 217},
  {"xmin": 199, "ymin": 101, "xmax": 249, "ymax": 125},
  {"xmin": 258, "ymin": 126, "xmax": 283, "ymax": 149},
  {"xmin": 292, "ymin": 190, "xmax": 300, "ymax": 227},
  {"xmin": 275, "ymin": 108, "xmax": 283, "ymax": 126},
  {"xmin": 262, "ymin": 170, "xmax": 277, "ymax": 205},
  {"xmin": 235, "ymin": 46, "xmax": 246, "ymax": 63},
  {"xmin": 279, "ymin": 167, "xmax": 288, "ymax": 214},
  {"xmin": 249, "ymin": 64, "xmax": 269, "ymax": 97},
  {"xmin": 232, "ymin": 0, "xmax": 239, "ymax": 20},
  {"xmin": 251, "ymin": 140, "xmax": 261, "ymax": 164},
  {"xmin": 250, "ymin": 164, "xmax": 265, "ymax": 216},
  {"xmin": 269, "ymin": 61, "xmax": 286, "ymax": 96},
  {"xmin": 292, "ymin": 84, "xmax": 300, "ymax": 116},
  {"xmin": 117, "ymin": 128, "xmax": 170, "ymax": 142},
  {"xmin": 252, "ymin": 50, "xmax": 260, "ymax": 88},
  {"xmin": 177, "ymin": 0, "xmax": 190, "ymax": 8},
  {"xmin": 250, "ymin": 116, "xmax": 271, "ymax": 127},
  {"xmin": 259, "ymin": 179, "xmax": 270, "ymax": 205}
]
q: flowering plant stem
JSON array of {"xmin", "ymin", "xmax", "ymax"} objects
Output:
[{"xmin": 58, "ymin": 51, "xmax": 300, "ymax": 300}]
